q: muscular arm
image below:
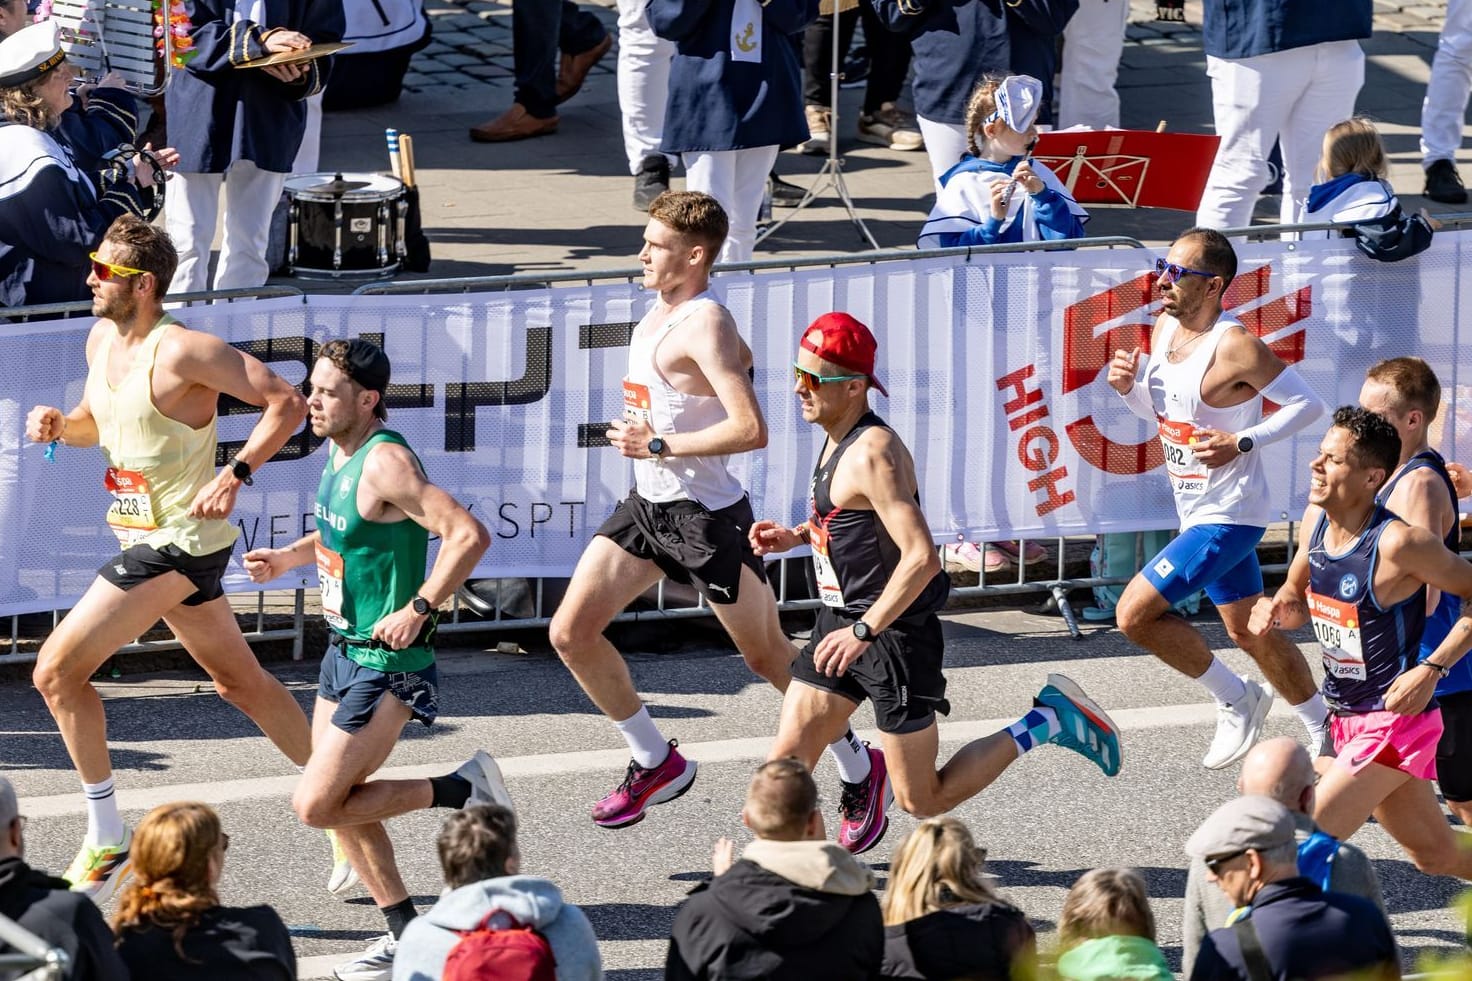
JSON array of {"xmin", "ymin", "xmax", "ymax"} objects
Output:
[
  {"xmin": 663, "ymin": 314, "xmax": 766, "ymax": 458},
  {"xmin": 242, "ymin": 530, "xmax": 319, "ymax": 583},
  {"xmin": 1382, "ymin": 523, "xmax": 1472, "ymax": 713},
  {"xmin": 1250, "ymin": 512, "xmax": 1312, "ymax": 634},
  {"xmin": 28, "ymin": 323, "xmax": 107, "ymax": 448},
  {"xmin": 1385, "ymin": 470, "xmax": 1458, "ymax": 613},
  {"xmin": 1193, "ymin": 328, "xmax": 1325, "ymax": 467}
]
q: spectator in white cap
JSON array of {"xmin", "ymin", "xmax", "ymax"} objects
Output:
[
  {"xmin": 1184, "ymin": 795, "xmax": 1397, "ymax": 981},
  {"xmin": 0, "ymin": 20, "xmax": 156, "ymax": 308}
]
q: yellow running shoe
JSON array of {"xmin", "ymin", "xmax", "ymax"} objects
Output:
[{"xmin": 64, "ymin": 829, "xmax": 133, "ymax": 903}]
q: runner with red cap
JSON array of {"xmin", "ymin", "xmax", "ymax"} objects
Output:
[{"xmin": 752, "ymin": 313, "xmax": 1122, "ymax": 845}]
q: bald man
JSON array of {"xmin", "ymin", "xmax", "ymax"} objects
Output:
[{"xmin": 1181, "ymin": 737, "xmax": 1386, "ymax": 975}]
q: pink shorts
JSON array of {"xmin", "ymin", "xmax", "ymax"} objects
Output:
[{"xmin": 1330, "ymin": 708, "xmax": 1443, "ymax": 781}]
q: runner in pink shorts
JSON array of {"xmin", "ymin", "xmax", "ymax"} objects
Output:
[{"xmin": 1252, "ymin": 407, "xmax": 1472, "ymax": 880}]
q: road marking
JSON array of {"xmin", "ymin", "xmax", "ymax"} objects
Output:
[{"xmin": 19, "ymin": 698, "xmax": 1297, "ymax": 819}]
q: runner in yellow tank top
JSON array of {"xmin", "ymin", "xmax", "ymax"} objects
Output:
[{"xmin": 24, "ymin": 216, "xmax": 309, "ymax": 903}]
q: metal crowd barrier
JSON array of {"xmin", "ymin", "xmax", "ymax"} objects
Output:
[{"xmin": 0, "ymin": 913, "xmax": 67, "ymax": 981}]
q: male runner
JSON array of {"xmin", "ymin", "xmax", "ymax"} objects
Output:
[
  {"xmin": 753, "ymin": 313, "xmax": 1121, "ymax": 842},
  {"xmin": 243, "ymin": 339, "xmax": 504, "ymax": 981},
  {"xmin": 1250, "ymin": 407, "xmax": 1472, "ymax": 879},
  {"xmin": 548, "ymin": 191, "xmax": 878, "ymax": 840},
  {"xmin": 1108, "ymin": 226, "xmax": 1327, "ymax": 769},
  {"xmin": 26, "ymin": 215, "xmax": 309, "ymax": 901}
]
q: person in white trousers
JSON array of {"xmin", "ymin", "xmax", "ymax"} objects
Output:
[
  {"xmin": 684, "ymin": 147, "xmax": 780, "ymax": 264},
  {"xmin": 1059, "ymin": 0, "xmax": 1128, "ymax": 130},
  {"xmin": 617, "ymin": 0, "xmax": 676, "ymax": 210},
  {"xmin": 1420, "ymin": 0, "xmax": 1472, "ymax": 204}
]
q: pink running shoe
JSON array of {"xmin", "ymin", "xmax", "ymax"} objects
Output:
[
  {"xmin": 592, "ymin": 739, "xmax": 699, "ymax": 828},
  {"xmin": 836, "ymin": 744, "xmax": 893, "ymax": 855}
]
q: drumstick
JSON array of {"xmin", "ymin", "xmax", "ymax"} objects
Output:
[
  {"xmin": 386, "ymin": 128, "xmax": 402, "ymax": 180},
  {"xmin": 1156, "ymin": 120, "xmax": 1168, "ymax": 133},
  {"xmin": 401, "ymin": 134, "xmax": 416, "ymax": 188}
]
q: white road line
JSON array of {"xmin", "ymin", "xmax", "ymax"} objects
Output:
[{"xmin": 19, "ymin": 699, "xmax": 1295, "ymax": 819}]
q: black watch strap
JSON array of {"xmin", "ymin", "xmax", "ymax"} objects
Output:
[{"xmin": 229, "ymin": 456, "xmax": 254, "ymax": 486}]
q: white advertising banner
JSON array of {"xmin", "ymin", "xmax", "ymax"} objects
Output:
[{"xmin": 2, "ymin": 234, "xmax": 1468, "ymax": 614}]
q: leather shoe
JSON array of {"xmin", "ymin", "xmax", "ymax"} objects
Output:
[
  {"xmin": 556, "ymin": 33, "xmax": 612, "ymax": 104},
  {"xmin": 469, "ymin": 104, "xmax": 559, "ymax": 143}
]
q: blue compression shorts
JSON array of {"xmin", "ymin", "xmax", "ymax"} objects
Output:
[{"xmin": 1141, "ymin": 523, "xmax": 1265, "ymax": 607}]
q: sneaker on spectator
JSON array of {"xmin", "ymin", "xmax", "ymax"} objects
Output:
[
  {"xmin": 633, "ymin": 155, "xmax": 671, "ymax": 212},
  {"xmin": 64, "ymin": 828, "xmax": 133, "ymax": 902},
  {"xmin": 856, "ymin": 102, "xmax": 923, "ymax": 152},
  {"xmin": 333, "ymin": 933, "xmax": 396, "ymax": 981},
  {"xmin": 592, "ymin": 739, "xmax": 698, "ymax": 828},
  {"xmin": 326, "ymin": 829, "xmax": 360, "ymax": 897},
  {"xmin": 1036, "ymin": 673, "xmax": 1122, "ymax": 777},
  {"xmin": 1202, "ymin": 679, "xmax": 1274, "ymax": 770},
  {"xmin": 802, "ymin": 105, "xmax": 831, "ymax": 155},
  {"xmin": 941, "ymin": 541, "xmax": 981, "ymax": 573},
  {"xmin": 1425, "ymin": 159, "xmax": 1468, "ymax": 205},
  {"xmin": 836, "ymin": 744, "xmax": 892, "ymax": 855},
  {"xmin": 768, "ymin": 172, "xmax": 808, "ymax": 207},
  {"xmin": 992, "ymin": 540, "xmax": 1047, "ymax": 565},
  {"xmin": 457, "ymin": 750, "xmax": 515, "ymax": 814}
]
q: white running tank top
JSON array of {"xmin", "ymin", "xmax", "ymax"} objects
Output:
[
  {"xmin": 1142, "ymin": 315, "xmax": 1273, "ymax": 529},
  {"xmin": 622, "ymin": 293, "xmax": 746, "ymax": 508}
]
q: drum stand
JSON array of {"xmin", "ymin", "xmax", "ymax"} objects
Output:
[{"xmin": 755, "ymin": 0, "xmax": 879, "ymax": 250}]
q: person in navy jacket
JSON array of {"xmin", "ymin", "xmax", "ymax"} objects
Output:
[
  {"xmin": 650, "ymin": 0, "xmax": 817, "ymax": 263},
  {"xmin": 165, "ymin": 0, "xmax": 343, "ymax": 293}
]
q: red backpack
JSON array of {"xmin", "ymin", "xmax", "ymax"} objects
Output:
[{"xmin": 443, "ymin": 910, "xmax": 557, "ymax": 981}]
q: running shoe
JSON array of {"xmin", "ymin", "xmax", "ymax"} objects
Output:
[
  {"xmin": 333, "ymin": 933, "xmax": 396, "ymax": 981},
  {"xmin": 1035, "ymin": 673, "xmax": 1122, "ymax": 777},
  {"xmin": 326, "ymin": 829, "xmax": 360, "ymax": 897},
  {"xmin": 64, "ymin": 828, "xmax": 133, "ymax": 902},
  {"xmin": 1202, "ymin": 679, "xmax": 1274, "ymax": 770},
  {"xmin": 457, "ymin": 750, "xmax": 515, "ymax": 815},
  {"xmin": 592, "ymin": 739, "xmax": 698, "ymax": 828},
  {"xmin": 836, "ymin": 744, "xmax": 893, "ymax": 855}
]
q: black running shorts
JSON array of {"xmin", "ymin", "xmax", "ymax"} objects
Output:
[
  {"xmin": 98, "ymin": 542, "xmax": 232, "ymax": 607},
  {"xmin": 791, "ymin": 606, "xmax": 950, "ymax": 734},
  {"xmin": 318, "ymin": 638, "xmax": 440, "ymax": 734},
  {"xmin": 1437, "ymin": 689, "xmax": 1472, "ymax": 803},
  {"xmin": 595, "ymin": 490, "xmax": 765, "ymax": 605}
]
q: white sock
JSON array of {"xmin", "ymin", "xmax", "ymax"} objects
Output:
[
  {"xmin": 614, "ymin": 706, "xmax": 669, "ymax": 769},
  {"xmin": 1196, "ymin": 657, "xmax": 1248, "ymax": 706},
  {"xmin": 83, "ymin": 777, "xmax": 124, "ymax": 847},
  {"xmin": 827, "ymin": 729, "xmax": 871, "ymax": 784},
  {"xmin": 1292, "ymin": 693, "xmax": 1329, "ymax": 733}
]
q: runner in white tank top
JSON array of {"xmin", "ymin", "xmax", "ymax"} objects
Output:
[{"xmin": 1107, "ymin": 228, "xmax": 1327, "ymax": 770}]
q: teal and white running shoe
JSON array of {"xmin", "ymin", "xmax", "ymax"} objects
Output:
[{"xmin": 1035, "ymin": 673, "xmax": 1122, "ymax": 777}]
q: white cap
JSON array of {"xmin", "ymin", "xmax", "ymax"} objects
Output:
[
  {"xmin": 993, "ymin": 74, "xmax": 1044, "ymax": 133},
  {"xmin": 0, "ymin": 20, "xmax": 65, "ymax": 89}
]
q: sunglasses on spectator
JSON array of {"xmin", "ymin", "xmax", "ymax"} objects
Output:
[
  {"xmin": 1204, "ymin": 848, "xmax": 1248, "ymax": 875},
  {"xmin": 1154, "ymin": 258, "xmax": 1218, "ymax": 286},
  {"xmin": 793, "ymin": 363, "xmax": 864, "ymax": 390},
  {"xmin": 89, "ymin": 253, "xmax": 147, "ymax": 282}
]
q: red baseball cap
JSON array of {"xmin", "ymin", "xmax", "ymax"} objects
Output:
[{"xmin": 799, "ymin": 312, "xmax": 888, "ymax": 397}]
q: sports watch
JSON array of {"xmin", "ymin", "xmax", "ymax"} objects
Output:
[
  {"xmin": 412, "ymin": 594, "xmax": 433, "ymax": 616},
  {"xmin": 852, "ymin": 620, "xmax": 876, "ymax": 642},
  {"xmin": 229, "ymin": 456, "xmax": 254, "ymax": 485},
  {"xmin": 647, "ymin": 437, "xmax": 667, "ymax": 458},
  {"xmin": 1236, "ymin": 435, "xmax": 1255, "ymax": 454}
]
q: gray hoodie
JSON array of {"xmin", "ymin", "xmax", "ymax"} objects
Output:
[{"xmin": 392, "ymin": 875, "xmax": 602, "ymax": 981}]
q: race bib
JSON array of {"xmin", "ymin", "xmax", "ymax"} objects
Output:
[
  {"xmin": 809, "ymin": 520, "xmax": 844, "ymax": 608},
  {"xmin": 103, "ymin": 468, "xmax": 157, "ymax": 548},
  {"xmin": 316, "ymin": 542, "xmax": 349, "ymax": 631},
  {"xmin": 1158, "ymin": 419, "xmax": 1207, "ymax": 491},
  {"xmin": 622, "ymin": 379, "xmax": 653, "ymax": 426},
  {"xmin": 1308, "ymin": 589, "xmax": 1366, "ymax": 681}
]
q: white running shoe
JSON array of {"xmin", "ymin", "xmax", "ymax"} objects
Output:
[
  {"xmin": 325, "ymin": 829, "xmax": 360, "ymax": 897},
  {"xmin": 333, "ymin": 934, "xmax": 396, "ymax": 981},
  {"xmin": 1202, "ymin": 679, "xmax": 1275, "ymax": 770},
  {"xmin": 457, "ymin": 750, "xmax": 515, "ymax": 814}
]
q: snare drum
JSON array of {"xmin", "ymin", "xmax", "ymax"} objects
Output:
[{"xmin": 284, "ymin": 172, "xmax": 406, "ymax": 278}]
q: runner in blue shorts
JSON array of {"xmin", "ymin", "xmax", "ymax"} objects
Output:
[{"xmin": 1107, "ymin": 228, "xmax": 1328, "ymax": 769}]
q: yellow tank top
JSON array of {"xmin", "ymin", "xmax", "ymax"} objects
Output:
[{"xmin": 85, "ymin": 316, "xmax": 239, "ymax": 557}]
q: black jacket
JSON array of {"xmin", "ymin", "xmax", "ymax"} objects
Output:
[
  {"xmin": 0, "ymin": 856, "xmax": 127, "ymax": 980},
  {"xmin": 115, "ymin": 904, "xmax": 296, "ymax": 981},
  {"xmin": 881, "ymin": 901, "xmax": 1035, "ymax": 981},
  {"xmin": 666, "ymin": 849, "xmax": 883, "ymax": 980}
]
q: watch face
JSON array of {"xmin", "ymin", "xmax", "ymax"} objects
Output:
[
  {"xmin": 413, "ymin": 597, "xmax": 431, "ymax": 615},
  {"xmin": 649, "ymin": 438, "xmax": 665, "ymax": 456}
]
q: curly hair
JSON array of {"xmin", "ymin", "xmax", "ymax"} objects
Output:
[
  {"xmin": 111, "ymin": 802, "xmax": 225, "ymax": 962},
  {"xmin": 0, "ymin": 78, "xmax": 58, "ymax": 131},
  {"xmin": 1332, "ymin": 404, "xmax": 1401, "ymax": 480}
]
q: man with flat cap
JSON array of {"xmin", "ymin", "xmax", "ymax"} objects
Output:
[
  {"xmin": 1186, "ymin": 795, "xmax": 1397, "ymax": 981},
  {"xmin": 244, "ymin": 338, "xmax": 505, "ymax": 981}
]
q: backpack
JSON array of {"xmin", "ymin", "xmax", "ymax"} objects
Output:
[{"xmin": 443, "ymin": 910, "xmax": 557, "ymax": 981}]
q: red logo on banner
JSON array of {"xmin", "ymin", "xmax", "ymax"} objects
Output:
[{"xmin": 1060, "ymin": 264, "xmax": 1312, "ymax": 475}]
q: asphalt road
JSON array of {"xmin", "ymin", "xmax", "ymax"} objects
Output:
[{"xmin": 6, "ymin": 607, "xmax": 1469, "ymax": 978}]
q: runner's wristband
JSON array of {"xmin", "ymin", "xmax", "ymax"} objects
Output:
[{"xmin": 1425, "ymin": 661, "xmax": 1450, "ymax": 678}]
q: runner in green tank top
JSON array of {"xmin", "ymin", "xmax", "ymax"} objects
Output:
[{"xmin": 244, "ymin": 339, "xmax": 506, "ymax": 981}]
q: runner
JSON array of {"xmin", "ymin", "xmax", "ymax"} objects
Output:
[
  {"xmin": 25, "ymin": 215, "xmax": 310, "ymax": 902},
  {"xmin": 243, "ymin": 339, "xmax": 504, "ymax": 981},
  {"xmin": 1250, "ymin": 406, "xmax": 1472, "ymax": 879},
  {"xmin": 1108, "ymin": 226, "xmax": 1328, "ymax": 769},
  {"xmin": 753, "ymin": 313, "xmax": 1121, "ymax": 841},
  {"xmin": 548, "ymin": 191, "xmax": 879, "ymax": 843}
]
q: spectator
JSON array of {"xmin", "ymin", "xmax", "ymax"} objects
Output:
[
  {"xmin": 469, "ymin": 0, "xmax": 611, "ymax": 142},
  {"xmin": 1185, "ymin": 795, "xmax": 1398, "ymax": 981},
  {"xmin": 393, "ymin": 803, "xmax": 602, "ymax": 981},
  {"xmin": 616, "ymin": 0, "xmax": 676, "ymax": 209},
  {"xmin": 0, "ymin": 774, "xmax": 127, "ymax": 980},
  {"xmin": 1002, "ymin": 0, "xmax": 1077, "ymax": 128},
  {"xmin": 1055, "ymin": 868, "xmax": 1170, "ymax": 981},
  {"xmin": 1419, "ymin": 0, "xmax": 1472, "ymax": 204},
  {"xmin": 649, "ymin": 0, "xmax": 818, "ymax": 262},
  {"xmin": 1194, "ymin": 0, "xmax": 1371, "ymax": 229},
  {"xmin": 801, "ymin": 6, "xmax": 919, "ymax": 155},
  {"xmin": 880, "ymin": 817, "xmax": 1035, "ymax": 981},
  {"xmin": 1058, "ymin": 0, "xmax": 1127, "ymax": 130},
  {"xmin": 111, "ymin": 802, "xmax": 295, "ymax": 980},
  {"xmin": 165, "ymin": 0, "xmax": 344, "ymax": 294},
  {"xmin": 665, "ymin": 759, "xmax": 882, "ymax": 980},
  {"xmin": 1301, "ymin": 116, "xmax": 1434, "ymax": 262},
  {"xmin": 1181, "ymin": 737, "xmax": 1386, "ymax": 976}
]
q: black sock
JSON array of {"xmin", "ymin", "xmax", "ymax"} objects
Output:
[
  {"xmin": 381, "ymin": 898, "xmax": 418, "ymax": 939},
  {"xmin": 429, "ymin": 773, "xmax": 472, "ymax": 809}
]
